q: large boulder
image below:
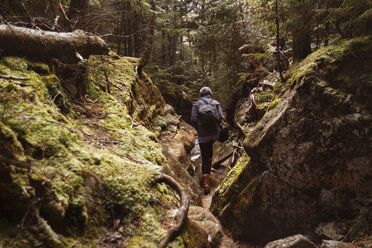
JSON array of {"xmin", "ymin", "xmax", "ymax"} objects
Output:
[
  {"xmin": 264, "ymin": 234, "xmax": 317, "ymax": 248},
  {"xmin": 211, "ymin": 36, "xmax": 372, "ymax": 243},
  {"xmin": 187, "ymin": 206, "xmax": 236, "ymax": 248}
]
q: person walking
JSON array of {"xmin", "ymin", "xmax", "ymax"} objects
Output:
[{"xmin": 191, "ymin": 86, "xmax": 223, "ymax": 194}]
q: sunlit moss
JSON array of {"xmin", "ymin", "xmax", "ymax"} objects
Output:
[
  {"xmin": 0, "ymin": 54, "xmax": 181, "ymax": 247},
  {"xmin": 285, "ymin": 36, "xmax": 372, "ymax": 89},
  {"xmin": 255, "ymin": 91, "xmax": 274, "ymax": 103},
  {"xmin": 267, "ymin": 97, "xmax": 280, "ymax": 112},
  {"xmin": 0, "ymin": 121, "xmax": 25, "ymax": 160},
  {"xmin": 211, "ymin": 154, "xmax": 251, "ymax": 216},
  {"xmin": 153, "ymin": 113, "xmax": 180, "ymax": 131}
]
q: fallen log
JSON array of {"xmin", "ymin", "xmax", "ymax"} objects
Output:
[{"xmin": 0, "ymin": 24, "xmax": 109, "ymax": 60}]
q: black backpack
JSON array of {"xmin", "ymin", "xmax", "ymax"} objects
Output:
[{"xmin": 198, "ymin": 99, "xmax": 219, "ymax": 126}]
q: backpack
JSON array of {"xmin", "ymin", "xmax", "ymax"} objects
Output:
[{"xmin": 198, "ymin": 99, "xmax": 219, "ymax": 126}]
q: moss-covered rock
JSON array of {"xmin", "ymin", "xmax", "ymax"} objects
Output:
[
  {"xmin": 0, "ymin": 54, "xmax": 199, "ymax": 247},
  {"xmin": 211, "ymin": 36, "xmax": 372, "ymax": 243}
]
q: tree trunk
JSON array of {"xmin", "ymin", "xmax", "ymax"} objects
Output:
[
  {"xmin": 137, "ymin": 0, "xmax": 156, "ymax": 78},
  {"xmin": 123, "ymin": 3, "xmax": 129, "ymax": 56},
  {"xmin": 292, "ymin": 28, "xmax": 311, "ymax": 61},
  {"xmin": 167, "ymin": 34, "xmax": 172, "ymax": 65},
  {"xmin": 134, "ymin": 13, "xmax": 141, "ymax": 57},
  {"xmin": 275, "ymin": 0, "xmax": 284, "ymax": 81},
  {"xmin": 179, "ymin": 36, "xmax": 184, "ymax": 62},
  {"xmin": 162, "ymin": 30, "xmax": 167, "ymax": 65},
  {"xmin": 127, "ymin": 7, "xmax": 135, "ymax": 57},
  {"xmin": 170, "ymin": 2, "xmax": 177, "ymax": 66},
  {"xmin": 116, "ymin": 14, "xmax": 124, "ymax": 55},
  {"xmin": 170, "ymin": 35, "xmax": 177, "ymax": 66},
  {"xmin": 0, "ymin": 24, "xmax": 109, "ymax": 60},
  {"xmin": 128, "ymin": 18, "xmax": 134, "ymax": 57}
]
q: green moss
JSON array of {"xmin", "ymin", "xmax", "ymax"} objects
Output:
[
  {"xmin": 217, "ymin": 154, "xmax": 250, "ymax": 196},
  {"xmin": 168, "ymin": 219, "xmax": 208, "ymax": 248},
  {"xmin": 255, "ymin": 91, "xmax": 274, "ymax": 103},
  {"xmin": 127, "ymin": 236, "xmax": 155, "ymax": 248},
  {"xmin": 253, "ymin": 91, "xmax": 275, "ymax": 115},
  {"xmin": 243, "ymin": 52, "xmax": 271, "ymax": 61},
  {"xmin": 211, "ymin": 154, "xmax": 251, "ymax": 216},
  {"xmin": 0, "ymin": 121, "xmax": 25, "ymax": 160},
  {"xmin": 267, "ymin": 98, "xmax": 280, "ymax": 112},
  {"xmin": 27, "ymin": 61, "xmax": 50, "ymax": 75},
  {"xmin": 0, "ymin": 55, "xmax": 181, "ymax": 247},
  {"xmin": 285, "ymin": 36, "xmax": 372, "ymax": 90},
  {"xmin": 153, "ymin": 113, "xmax": 180, "ymax": 131},
  {"xmin": 9, "ymin": 166, "xmax": 35, "ymax": 201},
  {"xmin": 256, "ymin": 102, "xmax": 270, "ymax": 111},
  {"xmin": 1, "ymin": 57, "xmax": 28, "ymax": 71},
  {"xmin": 84, "ymin": 56, "xmax": 167, "ymax": 165}
]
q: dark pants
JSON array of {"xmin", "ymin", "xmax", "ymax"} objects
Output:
[{"xmin": 199, "ymin": 141, "xmax": 214, "ymax": 174}]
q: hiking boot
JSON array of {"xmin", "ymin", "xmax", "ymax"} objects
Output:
[{"xmin": 202, "ymin": 174, "xmax": 210, "ymax": 195}]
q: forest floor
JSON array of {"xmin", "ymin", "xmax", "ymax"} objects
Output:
[{"xmin": 193, "ymin": 141, "xmax": 264, "ymax": 248}]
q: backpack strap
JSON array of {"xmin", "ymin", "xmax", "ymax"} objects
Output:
[{"xmin": 200, "ymin": 98, "xmax": 213, "ymax": 105}]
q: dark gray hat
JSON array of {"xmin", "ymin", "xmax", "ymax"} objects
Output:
[{"xmin": 200, "ymin": 86, "xmax": 212, "ymax": 96}]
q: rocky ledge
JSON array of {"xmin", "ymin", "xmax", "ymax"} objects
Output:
[{"xmin": 211, "ymin": 36, "xmax": 372, "ymax": 244}]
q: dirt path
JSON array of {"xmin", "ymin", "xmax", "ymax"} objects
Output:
[{"xmin": 201, "ymin": 187, "xmax": 215, "ymax": 209}]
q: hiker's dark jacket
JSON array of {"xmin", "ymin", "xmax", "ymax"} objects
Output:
[{"xmin": 191, "ymin": 95, "xmax": 223, "ymax": 143}]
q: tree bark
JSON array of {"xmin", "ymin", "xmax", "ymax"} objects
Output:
[
  {"xmin": 134, "ymin": 13, "xmax": 141, "ymax": 57},
  {"xmin": 117, "ymin": 13, "xmax": 124, "ymax": 55},
  {"xmin": 292, "ymin": 28, "xmax": 311, "ymax": 61},
  {"xmin": 162, "ymin": 30, "xmax": 166, "ymax": 65},
  {"xmin": 137, "ymin": 0, "xmax": 156, "ymax": 78},
  {"xmin": 0, "ymin": 24, "xmax": 109, "ymax": 60},
  {"xmin": 275, "ymin": 0, "xmax": 284, "ymax": 81},
  {"xmin": 170, "ymin": 35, "xmax": 177, "ymax": 66},
  {"xmin": 128, "ymin": 10, "xmax": 134, "ymax": 57}
]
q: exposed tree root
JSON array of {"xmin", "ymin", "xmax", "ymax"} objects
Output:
[
  {"xmin": 156, "ymin": 174, "xmax": 190, "ymax": 248},
  {"xmin": 0, "ymin": 75, "xmax": 30, "ymax": 81},
  {"xmin": 33, "ymin": 208, "xmax": 63, "ymax": 247}
]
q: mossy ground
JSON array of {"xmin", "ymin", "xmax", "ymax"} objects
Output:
[{"xmin": 0, "ymin": 54, "xmax": 189, "ymax": 247}]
